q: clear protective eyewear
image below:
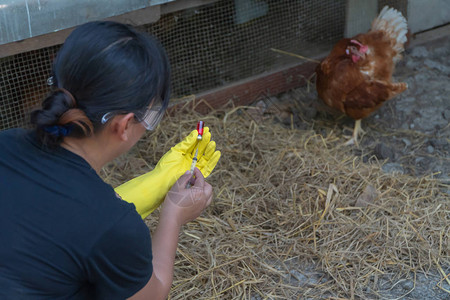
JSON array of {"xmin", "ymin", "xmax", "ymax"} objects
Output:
[{"xmin": 101, "ymin": 104, "xmax": 164, "ymax": 131}]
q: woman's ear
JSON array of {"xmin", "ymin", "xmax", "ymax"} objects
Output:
[{"xmin": 111, "ymin": 113, "xmax": 136, "ymax": 141}]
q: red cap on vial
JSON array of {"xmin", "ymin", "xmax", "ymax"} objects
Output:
[{"xmin": 197, "ymin": 121, "xmax": 204, "ymax": 140}]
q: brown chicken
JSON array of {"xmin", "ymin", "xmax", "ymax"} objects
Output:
[{"xmin": 316, "ymin": 6, "xmax": 408, "ymax": 146}]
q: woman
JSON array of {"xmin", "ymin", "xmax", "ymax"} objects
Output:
[{"xmin": 0, "ymin": 21, "xmax": 216, "ymax": 299}]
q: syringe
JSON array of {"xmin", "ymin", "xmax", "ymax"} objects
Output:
[
  {"xmin": 185, "ymin": 148, "xmax": 198, "ymax": 188},
  {"xmin": 186, "ymin": 121, "xmax": 204, "ymax": 188}
]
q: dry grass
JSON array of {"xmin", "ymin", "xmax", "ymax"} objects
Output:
[{"xmin": 102, "ymin": 101, "xmax": 449, "ymax": 299}]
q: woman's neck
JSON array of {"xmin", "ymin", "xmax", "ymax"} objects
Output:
[{"xmin": 60, "ymin": 136, "xmax": 112, "ymax": 174}]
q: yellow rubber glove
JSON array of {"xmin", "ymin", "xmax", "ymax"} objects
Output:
[{"xmin": 114, "ymin": 127, "xmax": 221, "ymax": 219}]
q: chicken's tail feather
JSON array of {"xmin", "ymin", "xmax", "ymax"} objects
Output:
[{"xmin": 371, "ymin": 6, "xmax": 408, "ymax": 61}]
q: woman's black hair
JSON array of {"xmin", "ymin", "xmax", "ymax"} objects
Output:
[{"xmin": 31, "ymin": 21, "xmax": 171, "ymax": 148}]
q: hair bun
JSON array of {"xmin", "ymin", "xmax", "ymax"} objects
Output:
[
  {"xmin": 31, "ymin": 88, "xmax": 92, "ymax": 148},
  {"xmin": 31, "ymin": 89, "xmax": 75, "ymax": 126}
]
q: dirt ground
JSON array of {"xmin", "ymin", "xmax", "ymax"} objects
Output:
[{"xmin": 260, "ymin": 33, "xmax": 450, "ymax": 299}]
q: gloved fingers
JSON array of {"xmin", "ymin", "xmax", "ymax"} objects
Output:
[
  {"xmin": 172, "ymin": 129, "xmax": 199, "ymax": 154},
  {"xmin": 195, "ymin": 140, "xmax": 214, "ymax": 169},
  {"xmin": 196, "ymin": 142, "xmax": 218, "ymax": 166},
  {"xmin": 203, "ymin": 140, "xmax": 217, "ymax": 159},
  {"xmin": 197, "ymin": 140, "xmax": 217, "ymax": 173},
  {"xmin": 207, "ymin": 150, "xmax": 221, "ymax": 175},
  {"xmin": 196, "ymin": 127, "xmax": 211, "ymax": 160},
  {"xmin": 198, "ymin": 150, "xmax": 221, "ymax": 178}
]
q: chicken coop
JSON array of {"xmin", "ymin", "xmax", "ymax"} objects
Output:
[{"xmin": 0, "ymin": 0, "xmax": 448, "ymax": 130}]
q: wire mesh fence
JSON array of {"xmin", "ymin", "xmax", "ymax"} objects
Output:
[
  {"xmin": 0, "ymin": 46, "xmax": 59, "ymax": 130},
  {"xmin": 1, "ymin": 0, "xmax": 405, "ymax": 130}
]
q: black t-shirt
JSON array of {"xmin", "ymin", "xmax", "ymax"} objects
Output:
[{"xmin": 0, "ymin": 129, "xmax": 153, "ymax": 299}]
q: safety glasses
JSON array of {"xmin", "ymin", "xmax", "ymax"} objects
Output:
[
  {"xmin": 101, "ymin": 104, "xmax": 164, "ymax": 131},
  {"xmin": 136, "ymin": 105, "xmax": 164, "ymax": 130}
]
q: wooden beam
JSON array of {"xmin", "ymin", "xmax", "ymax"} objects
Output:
[
  {"xmin": 169, "ymin": 59, "xmax": 321, "ymax": 114},
  {"xmin": 160, "ymin": 0, "xmax": 220, "ymax": 14},
  {"xmin": 0, "ymin": 27, "xmax": 73, "ymax": 59}
]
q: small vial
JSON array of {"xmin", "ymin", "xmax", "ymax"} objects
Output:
[{"xmin": 197, "ymin": 121, "xmax": 204, "ymax": 140}]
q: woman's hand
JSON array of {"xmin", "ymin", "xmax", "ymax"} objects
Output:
[
  {"xmin": 129, "ymin": 168, "xmax": 213, "ymax": 300},
  {"xmin": 115, "ymin": 127, "xmax": 220, "ymax": 219},
  {"xmin": 160, "ymin": 168, "xmax": 213, "ymax": 226}
]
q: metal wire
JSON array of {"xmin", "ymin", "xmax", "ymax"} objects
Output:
[{"xmin": 2, "ymin": 0, "xmax": 406, "ymax": 130}]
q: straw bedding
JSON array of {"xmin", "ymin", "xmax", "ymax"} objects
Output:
[{"xmin": 101, "ymin": 101, "xmax": 449, "ymax": 299}]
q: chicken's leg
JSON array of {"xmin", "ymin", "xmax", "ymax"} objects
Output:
[{"xmin": 344, "ymin": 119, "xmax": 364, "ymax": 146}]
